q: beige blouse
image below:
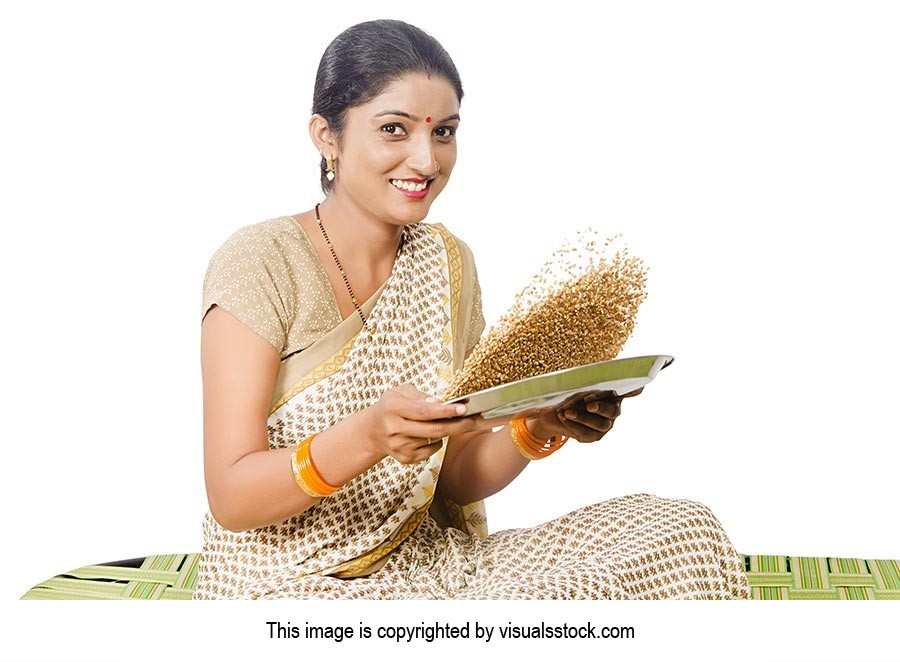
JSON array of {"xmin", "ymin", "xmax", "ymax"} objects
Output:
[{"xmin": 201, "ymin": 215, "xmax": 485, "ymax": 361}]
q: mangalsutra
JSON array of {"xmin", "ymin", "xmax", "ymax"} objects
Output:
[{"xmin": 315, "ymin": 203, "xmax": 367, "ymax": 327}]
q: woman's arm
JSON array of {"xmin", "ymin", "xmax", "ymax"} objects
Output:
[
  {"xmin": 437, "ymin": 423, "xmax": 530, "ymax": 507},
  {"xmin": 201, "ymin": 305, "xmax": 384, "ymax": 531},
  {"xmin": 438, "ymin": 356, "xmax": 638, "ymax": 506},
  {"xmin": 439, "ymin": 414, "xmax": 578, "ymax": 507},
  {"xmin": 202, "ymin": 305, "xmax": 480, "ymax": 532}
]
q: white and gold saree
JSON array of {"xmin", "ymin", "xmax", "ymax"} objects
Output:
[{"xmin": 194, "ymin": 220, "xmax": 751, "ymax": 600}]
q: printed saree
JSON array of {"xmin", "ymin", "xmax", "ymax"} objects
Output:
[
  {"xmin": 193, "ymin": 221, "xmax": 752, "ymax": 600},
  {"xmin": 194, "ymin": 222, "xmax": 488, "ymax": 598}
]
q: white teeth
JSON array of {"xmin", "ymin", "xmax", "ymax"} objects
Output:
[{"xmin": 391, "ymin": 179, "xmax": 429, "ymax": 192}]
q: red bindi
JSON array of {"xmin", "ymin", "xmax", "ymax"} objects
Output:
[{"xmin": 425, "ymin": 116, "xmax": 432, "ymax": 123}]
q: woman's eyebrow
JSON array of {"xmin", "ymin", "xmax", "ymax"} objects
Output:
[{"xmin": 373, "ymin": 110, "xmax": 460, "ymax": 123}]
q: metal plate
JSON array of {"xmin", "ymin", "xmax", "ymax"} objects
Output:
[{"xmin": 445, "ymin": 354, "xmax": 674, "ymax": 420}]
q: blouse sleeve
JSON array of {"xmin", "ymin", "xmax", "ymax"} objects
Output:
[{"xmin": 200, "ymin": 225, "xmax": 296, "ymax": 354}]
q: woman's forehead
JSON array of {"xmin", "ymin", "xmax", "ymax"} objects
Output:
[{"xmin": 361, "ymin": 72, "xmax": 459, "ymax": 116}]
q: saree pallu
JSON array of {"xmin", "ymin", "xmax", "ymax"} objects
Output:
[{"xmin": 193, "ymin": 222, "xmax": 751, "ymax": 599}]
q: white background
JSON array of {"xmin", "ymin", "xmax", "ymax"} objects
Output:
[{"xmin": 1, "ymin": 1, "xmax": 898, "ymax": 660}]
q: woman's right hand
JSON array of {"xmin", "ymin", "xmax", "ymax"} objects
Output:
[{"xmin": 359, "ymin": 383, "xmax": 484, "ymax": 464}]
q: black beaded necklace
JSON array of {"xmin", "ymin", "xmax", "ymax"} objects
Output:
[
  {"xmin": 314, "ymin": 202, "xmax": 366, "ymax": 327},
  {"xmin": 314, "ymin": 203, "xmax": 406, "ymax": 328}
]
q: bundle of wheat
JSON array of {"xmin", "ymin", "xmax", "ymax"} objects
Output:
[{"xmin": 444, "ymin": 231, "xmax": 648, "ymax": 399}]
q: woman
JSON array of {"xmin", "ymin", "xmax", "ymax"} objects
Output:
[{"xmin": 194, "ymin": 19, "xmax": 751, "ymax": 599}]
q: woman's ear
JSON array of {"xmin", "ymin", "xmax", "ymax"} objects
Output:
[{"xmin": 309, "ymin": 114, "xmax": 338, "ymax": 156}]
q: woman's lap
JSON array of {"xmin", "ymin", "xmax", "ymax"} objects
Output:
[
  {"xmin": 237, "ymin": 492, "xmax": 750, "ymax": 599},
  {"xmin": 458, "ymin": 492, "xmax": 750, "ymax": 599}
]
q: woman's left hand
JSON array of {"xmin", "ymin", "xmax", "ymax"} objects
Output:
[{"xmin": 524, "ymin": 388, "xmax": 643, "ymax": 443}]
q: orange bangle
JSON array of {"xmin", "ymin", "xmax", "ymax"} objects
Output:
[
  {"xmin": 290, "ymin": 434, "xmax": 342, "ymax": 497},
  {"xmin": 508, "ymin": 420, "xmax": 537, "ymax": 460},
  {"xmin": 509, "ymin": 418, "xmax": 568, "ymax": 460}
]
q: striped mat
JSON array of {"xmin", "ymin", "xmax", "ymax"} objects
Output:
[
  {"xmin": 20, "ymin": 553, "xmax": 900, "ymax": 599},
  {"xmin": 744, "ymin": 554, "xmax": 900, "ymax": 600},
  {"xmin": 22, "ymin": 553, "xmax": 199, "ymax": 600}
]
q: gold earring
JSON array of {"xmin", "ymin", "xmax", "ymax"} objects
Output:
[{"xmin": 324, "ymin": 154, "xmax": 335, "ymax": 181}]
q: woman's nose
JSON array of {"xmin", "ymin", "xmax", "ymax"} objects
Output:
[{"xmin": 407, "ymin": 132, "xmax": 437, "ymax": 173}]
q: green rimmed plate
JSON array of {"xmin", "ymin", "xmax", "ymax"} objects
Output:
[{"xmin": 445, "ymin": 354, "xmax": 674, "ymax": 420}]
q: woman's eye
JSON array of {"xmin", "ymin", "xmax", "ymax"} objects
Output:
[
  {"xmin": 435, "ymin": 126, "xmax": 457, "ymax": 139},
  {"xmin": 381, "ymin": 123, "xmax": 407, "ymax": 136}
]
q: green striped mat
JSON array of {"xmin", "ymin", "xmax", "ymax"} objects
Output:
[
  {"xmin": 21, "ymin": 554, "xmax": 199, "ymax": 600},
  {"xmin": 744, "ymin": 554, "xmax": 900, "ymax": 600},
  {"xmin": 20, "ymin": 553, "xmax": 900, "ymax": 599}
]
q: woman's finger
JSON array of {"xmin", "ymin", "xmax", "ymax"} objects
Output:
[
  {"xmin": 393, "ymin": 383, "xmax": 427, "ymax": 399},
  {"xmin": 562, "ymin": 408, "xmax": 614, "ymax": 434},
  {"xmin": 393, "ymin": 439, "xmax": 444, "ymax": 464},
  {"xmin": 584, "ymin": 399, "xmax": 620, "ymax": 418},
  {"xmin": 583, "ymin": 390, "xmax": 616, "ymax": 403},
  {"xmin": 556, "ymin": 410, "xmax": 610, "ymax": 442},
  {"xmin": 412, "ymin": 440, "xmax": 444, "ymax": 463},
  {"xmin": 582, "ymin": 387, "xmax": 643, "ymax": 405},
  {"xmin": 397, "ymin": 395, "xmax": 470, "ymax": 422},
  {"xmin": 557, "ymin": 392, "xmax": 592, "ymax": 410},
  {"xmin": 416, "ymin": 438, "xmax": 444, "ymax": 450},
  {"xmin": 402, "ymin": 416, "xmax": 480, "ymax": 440}
]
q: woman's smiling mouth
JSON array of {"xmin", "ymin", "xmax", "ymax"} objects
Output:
[{"xmin": 390, "ymin": 178, "xmax": 433, "ymax": 198}]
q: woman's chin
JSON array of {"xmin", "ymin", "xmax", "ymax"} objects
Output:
[{"xmin": 390, "ymin": 200, "xmax": 433, "ymax": 223}]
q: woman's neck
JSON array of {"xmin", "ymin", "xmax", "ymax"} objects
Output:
[{"xmin": 315, "ymin": 195, "xmax": 405, "ymax": 276}]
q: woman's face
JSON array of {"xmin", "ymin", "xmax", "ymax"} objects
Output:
[{"xmin": 329, "ymin": 71, "xmax": 460, "ymax": 225}]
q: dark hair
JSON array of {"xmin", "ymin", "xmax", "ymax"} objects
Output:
[{"xmin": 312, "ymin": 19, "xmax": 464, "ymax": 195}]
